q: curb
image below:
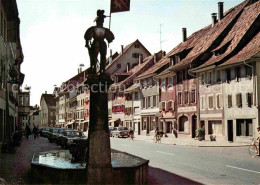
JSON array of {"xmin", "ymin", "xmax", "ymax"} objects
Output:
[{"xmin": 132, "ymin": 138, "xmax": 250, "ymax": 147}]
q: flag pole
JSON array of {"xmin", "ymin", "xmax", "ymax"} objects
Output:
[{"xmin": 109, "ymin": 12, "xmax": 112, "ymax": 30}]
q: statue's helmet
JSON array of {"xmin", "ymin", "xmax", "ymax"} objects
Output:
[{"xmin": 94, "ymin": 10, "xmax": 106, "ymax": 23}]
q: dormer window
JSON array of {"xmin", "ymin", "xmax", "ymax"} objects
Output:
[{"xmin": 170, "ymin": 55, "xmax": 180, "ymax": 66}]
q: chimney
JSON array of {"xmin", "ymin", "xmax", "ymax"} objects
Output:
[
  {"xmin": 78, "ymin": 68, "xmax": 80, "ymax": 74},
  {"xmin": 212, "ymin": 13, "xmax": 217, "ymax": 26},
  {"xmin": 45, "ymin": 91, "xmax": 47, "ymax": 94},
  {"xmin": 154, "ymin": 53, "xmax": 157, "ymax": 64},
  {"xmin": 218, "ymin": 2, "xmax": 224, "ymax": 20},
  {"xmin": 110, "ymin": 49, "xmax": 112, "ymax": 57},
  {"xmin": 121, "ymin": 45, "xmax": 124, "ymax": 53},
  {"xmin": 182, "ymin": 28, "xmax": 187, "ymax": 42},
  {"xmin": 139, "ymin": 54, "xmax": 143, "ymax": 65}
]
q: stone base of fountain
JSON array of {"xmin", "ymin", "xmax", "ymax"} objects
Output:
[{"xmin": 31, "ymin": 150, "xmax": 149, "ymax": 184}]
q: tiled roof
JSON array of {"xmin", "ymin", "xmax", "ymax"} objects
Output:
[
  {"xmin": 41, "ymin": 94, "xmax": 55, "ymax": 107},
  {"xmin": 112, "ymin": 55, "xmax": 155, "ymax": 88},
  {"xmin": 198, "ymin": 1, "xmax": 260, "ymax": 68},
  {"xmin": 169, "ymin": 0, "xmax": 251, "ymax": 71},
  {"xmin": 105, "ymin": 39, "xmax": 151, "ymax": 70}
]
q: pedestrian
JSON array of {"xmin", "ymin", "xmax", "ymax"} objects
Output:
[
  {"xmin": 25, "ymin": 124, "xmax": 31, "ymax": 139},
  {"xmin": 36, "ymin": 126, "xmax": 39, "ymax": 138},
  {"xmin": 33, "ymin": 125, "xmax": 37, "ymax": 139},
  {"xmin": 257, "ymin": 126, "xmax": 260, "ymax": 156}
]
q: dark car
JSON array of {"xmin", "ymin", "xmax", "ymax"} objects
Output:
[
  {"xmin": 41, "ymin": 127, "xmax": 51, "ymax": 137},
  {"xmin": 60, "ymin": 130, "xmax": 87, "ymax": 149},
  {"xmin": 56, "ymin": 128, "xmax": 69, "ymax": 145},
  {"xmin": 48, "ymin": 128, "xmax": 61, "ymax": 143},
  {"xmin": 111, "ymin": 127, "xmax": 128, "ymax": 138}
]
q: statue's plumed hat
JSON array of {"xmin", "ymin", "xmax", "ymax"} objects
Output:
[{"xmin": 94, "ymin": 10, "xmax": 106, "ymax": 22}]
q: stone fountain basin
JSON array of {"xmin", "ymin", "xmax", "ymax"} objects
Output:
[{"xmin": 31, "ymin": 150, "xmax": 149, "ymax": 184}]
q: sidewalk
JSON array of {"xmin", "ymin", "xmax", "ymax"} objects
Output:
[
  {"xmin": 0, "ymin": 136, "xmax": 60, "ymax": 184},
  {"xmin": 133, "ymin": 134, "xmax": 250, "ymax": 147}
]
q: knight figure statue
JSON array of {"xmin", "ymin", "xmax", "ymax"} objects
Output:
[{"xmin": 84, "ymin": 10, "xmax": 115, "ymax": 74}]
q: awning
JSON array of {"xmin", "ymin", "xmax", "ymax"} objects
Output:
[
  {"xmin": 65, "ymin": 120, "xmax": 75, "ymax": 127},
  {"xmin": 82, "ymin": 120, "xmax": 89, "ymax": 123},
  {"xmin": 109, "ymin": 118, "xmax": 119, "ymax": 123}
]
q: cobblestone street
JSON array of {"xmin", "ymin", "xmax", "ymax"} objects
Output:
[{"xmin": 0, "ymin": 137, "xmax": 61, "ymax": 184}]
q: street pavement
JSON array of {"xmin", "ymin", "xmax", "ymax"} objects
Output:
[
  {"xmin": 133, "ymin": 132, "xmax": 250, "ymax": 147},
  {"xmin": 0, "ymin": 136, "xmax": 61, "ymax": 185},
  {"xmin": 111, "ymin": 137, "xmax": 260, "ymax": 185}
]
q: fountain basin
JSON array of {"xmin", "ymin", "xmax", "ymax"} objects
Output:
[{"xmin": 31, "ymin": 150, "xmax": 149, "ymax": 184}]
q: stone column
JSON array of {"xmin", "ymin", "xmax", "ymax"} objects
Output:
[{"xmin": 86, "ymin": 74, "xmax": 114, "ymax": 184}]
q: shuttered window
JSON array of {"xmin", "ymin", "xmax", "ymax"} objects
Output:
[
  {"xmin": 247, "ymin": 93, "xmax": 253, "ymax": 107},
  {"xmin": 236, "ymin": 93, "xmax": 242, "ymax": 108},
  {"xmin": 217, "ymin": 94, "xmax": 222, "ymax": 108},
  {"xmin": 178, "ymin": 93, "xmax": 182, "ymax": 105},
  {"xmin": 191, "ymin": 90, "xmax": 196, "ymax": 103},
  {"xmin": 208, "ymin": 96, "xmax": 213, "ymax": 109},
  {"xmin": 228, "ymin": 95, "xmax": 232, "ymax": 108},
  {"xmin": 184, "ymin": 91, "xmax": 189, "ymax": 104}
]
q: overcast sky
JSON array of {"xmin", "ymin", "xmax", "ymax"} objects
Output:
[{"xmin": 16, "ymin": 0, "xmax": 243, "ymax": 106}]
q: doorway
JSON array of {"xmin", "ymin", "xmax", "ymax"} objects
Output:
[
  {"xmin": 228, "ymin": 120, "xmax": 233, "ymax": 142},
  {"xmin": 192, "ymin": 115, "xmax": 197, "ymax": 138},
  {"xmin": 138, "ymin": 122, "xmax": 140, "ymax": 135}
]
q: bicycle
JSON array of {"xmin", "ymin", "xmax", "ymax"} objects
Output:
[
  {"xmin": 153, "ymin": 134, "xmax": 161, "ymax": 143},
  {"xmin": 248, "ymin": 138, "xmax": 259, "ymax": 157}
]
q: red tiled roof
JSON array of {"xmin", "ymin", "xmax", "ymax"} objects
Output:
[
  {"xmin": 105, "ymin": 39, "xmax": 151, "ymax": 70},
  {"xmin": 113, "ymin": 55, "xmax": 155, "ymax": 87},
  {"xmin": 198, "ymin": 1, "xmax": 260, "ymax": 68},
  {"xmin": 169, "ymin": 0, "xmax": 251, "ymax": 71},
  {"xmin": 219, "ymin": 31, "xmax": 260, "ymax": 66}
]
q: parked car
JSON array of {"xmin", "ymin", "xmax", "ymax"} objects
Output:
[
  {"xmin": 60, "ymin": 130, "xmax": 87, "ymax": 149},
  {"xmin": 56, "ymin": 128, "xmax": 69, "ymax": 145},
  {"xmin": 41, "ymin": 127, "xmax": 51, "ymax": 138},
  {"xmin": 109, "ymin": 126, "xmax": 115, "ymax": 137},
  {"xmin": 111, "ymin": 127, "xmax": 128, "ymax": 138},
  {"xmin": 48, "ymin": 128, "xmax": 61, "ymax": 143}
]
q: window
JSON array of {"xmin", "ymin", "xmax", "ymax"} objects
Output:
[
  {"xmin": 228, "ymin": 95, "xmax": 232, "ymax": 108},
  {"xmin": 135, "ymin": 92, "xmax": 138, "ymax": 100},
  {"xmin": 184, "ymin": 91, "xmax": 189, "ymax": 104},
  {"xmin": 200, "ymin": 96, "xmax": 205, "ymax": 110},
  {"xmin": 142, "ymin": 98, "xmax": 146, "ymax": 108},
  {"xmin": 208, "ymin": 96, "xmax": 213, "ymax": 109},
  {"xmin": 147, "ymin": 97, "xmax": 151, "ymax": 108},
  {"xmin": 235, "ymin": 67, "xmax": 241, "ymax": 81},
  {"xmin": 216, "ymin": 94, "xmax": 222, "ymax": 109},
  {"xmin": 247, "ymin": 93, "xmax": 253, "ymax": 107},
  {"xmin": 216, "ymin": 70, "xmax": 221, "ymax": 82},
  {"xmin": 132, "ymin": 53, "xmax": 139, "ymax": 58},
  {"xmin": 201, "ymin": 74, "xmax": 205, "ymax": 84},
  {"xmin": 134, "ymin": 107, "xmax": 139, "ymax": 114},
  {"xmin": 191, "ymin": 90, "xmax": 196, "ymax": 103},
  {"xmin": 168, "ymin": 77, "xmax": 173, "ymax": 86},
  {"xmin": 177, "ymin": 71, "xmax": 183, "ymax": 83},
  {"xmin": 161, "ymin": 101, "xmax": 166, "ymax": 111},
  {"xmin": 226, "ymin": 69, "xmax": 231, "ymax": 83},
  {"xmin": 236, "ymin": 93, "xmax": 242, "ymax": 108},
  {"xmin": 161, "ymin": 79, "xmax": 166, "ymax": 89},
  {"xmin": 178, "ymin": 93, "xmax": 182, "ymax": 105},
  {"xmin": 208, "ymin": 72, "xmax": 212, "ymax": 84},
  {"xmin": 236, "ymin": 119, "xmax": 253, "ymax": 136},
  {"xmin": 208, "ymin": 121, "xmax": 222, "ymax": 135},
  {"xmin": 167, "ymin": 101, "xmax": 173, "ymax": 111},
  {"xmin": 153, "ymin": 96, "xmax": 156, "ymax": 107},
  {"xmin": 134, "ymin": 44, "xmax": 140, "ymax": 48},
  {"xmin": 245, "ymin": 66, "xmax": 252, "ymax": 78}
]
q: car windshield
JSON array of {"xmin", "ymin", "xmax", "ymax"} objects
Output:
[
  {"xmin": 66, "ymin": 131, "xmax": 84, "ymax": 137},
  {"xmin": 118, "ymin": 127, "xmax": 127, "ymax": 131},
  {"xmin": 53, "ymin": 129, "xmax": 58, "ymax": 133}
]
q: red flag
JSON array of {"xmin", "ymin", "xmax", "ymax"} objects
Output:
[{"xmin": 111, "ymin": 0, "xmax": 130, "ymax": 13}]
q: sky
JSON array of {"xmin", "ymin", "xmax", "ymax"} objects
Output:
[{"xmin": 16, "ymin": 0, "xmax": 244, "ymax": 106}]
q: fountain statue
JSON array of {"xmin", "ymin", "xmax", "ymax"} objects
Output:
[{"xmin": 84, "ymin": 9, "xmax": 114, "ymax": 184}]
